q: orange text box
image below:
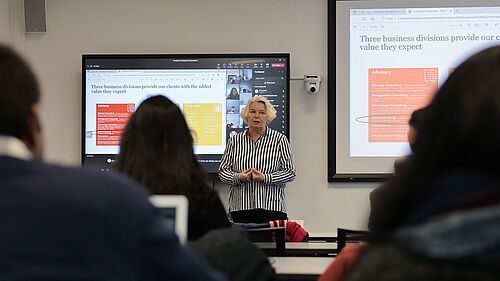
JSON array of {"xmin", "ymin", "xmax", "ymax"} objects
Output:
[
  {"xmin": 96, "ymin": 103, "xmax": 135, "ymax": 146},
  {"xmin": 368, "ymin": 68, "xmax": 437, "ymax": 142}
]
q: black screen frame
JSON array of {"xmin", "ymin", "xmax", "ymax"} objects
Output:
[
  {"xmin": 328, "ymin": 0, "xmax": 389, "ymax": 182},
  {"xmin": 81, "ymin": 53, "xmax": 291, "ymax": 174}
]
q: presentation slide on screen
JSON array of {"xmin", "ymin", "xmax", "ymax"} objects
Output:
[
  {"xmin": 85, "ymin": 69, "xmax": 226, "ymax": 155},
  {"xmin": 348, "ymin": 4, "xmax": 500, "ymax": 157},
  {"xmin": 368, "ymin": 67, "xmax": 436, "ymax": 143}
]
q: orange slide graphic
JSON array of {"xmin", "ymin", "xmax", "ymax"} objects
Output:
[
  {"xmin": 368, "ymin": 68, "xmax": 437, "ymax": 142},
  {"xmin": 96, "ymin": 103, "xmax": 135, "ymax": 145}
]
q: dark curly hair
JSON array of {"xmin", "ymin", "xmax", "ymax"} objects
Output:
[
  {"xmin": 0, "ymin": 45, "xmax": 40, "ymax": 138},
  {"xmin": 369, "ymin": 46, "xmax": 500, "ymax": 239},
  {"xmin": 116, "ymin": 95, "xmax": 215, "ymax": 218}
]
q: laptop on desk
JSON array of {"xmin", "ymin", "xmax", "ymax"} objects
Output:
[{"xmin": 149, "ymin": 195, "xmax": 189, "ymax": 243}]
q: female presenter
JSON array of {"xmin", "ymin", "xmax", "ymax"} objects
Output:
[{"xmin": 219, "ymin": 96, "xmax": 296, "ymax": 223}]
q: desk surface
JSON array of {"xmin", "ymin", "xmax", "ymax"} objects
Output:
[
  {"xmin": 309, "ymin": 232, "xmax": 337, "ymax": 242},
  {"xmin": 255, "ymin": 241, "xmax": 338, "ymax": 257},
  {"xmin": 309, "ymin": 232, "xmax": 337, "ymax": 237},
  {"xmin": 255, "ymin": 242, "xmax": 337, "ymax": 249},
  {"xmin": 269, "ymin": 256, "xmax": 334, "ymax": 275}
]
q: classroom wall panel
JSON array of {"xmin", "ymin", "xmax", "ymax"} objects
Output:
[{"xmin": 4, "ymin": 0, "xmax": 377, "ymax": 232}]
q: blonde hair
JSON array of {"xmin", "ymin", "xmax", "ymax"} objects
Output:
[{"xmin": 240, "ymin": 96, "xmax": 277, "ymax": 124}]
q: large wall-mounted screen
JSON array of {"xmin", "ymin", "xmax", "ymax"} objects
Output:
[
  {"xmin": 329, "ymin": 0, "xmax": 500, "ymax": 181},
  {"xmin": 82, "ymin": 54, "xmax": 290, "ymax": 173}
]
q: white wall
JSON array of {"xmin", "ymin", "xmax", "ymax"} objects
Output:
[
  {"xmin": 0, "ymin": 1, "xmax": 11, "ymax": 42},
  {"xmin": 2, "ymin": 0, "xmax": 378, "ymax": 232}
]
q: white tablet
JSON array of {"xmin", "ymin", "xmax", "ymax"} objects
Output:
[{"xmin": 149, "ymin": 195, "xmax": 189, "ymax": 243}]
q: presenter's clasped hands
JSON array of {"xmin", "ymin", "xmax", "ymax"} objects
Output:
[
  {"xmin": 238, "ymin": 168, "xmax": 265, "ymax": 182},
  {"xmin": 239, "ymin": 169, "xmax": 252, "ymax": 182},
  {"xmin": 251, "ymin": 168, "xmax": 265, "ymax": 182}
]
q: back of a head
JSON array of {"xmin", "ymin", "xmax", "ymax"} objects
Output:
[
  {"xmin": 117, "ymin": 95, "xmax": 208, "ymax": 196},
  {"xmin": 0, "ymin": 45, "xmax": 40, "ymax": 138},
  {"xmin": 408, "ymin": 107, "xmax": 426, "ymax": 128},
  {"xmin": 407, "ymin": 106, "xmax": 427, "ymax": 150},
  {"xmin": 191, "ymin": 228, "xmax": 275, "ymax": 281},
  {"xmin": 369, "ymin": 46, "xmax": 500, "ymax": 238},
  {"xmin": 121, "ymin": 95, "xmax": 193, "ymax": 152},
  {"xmin": 413, "ymin": 46, "xmax": 500, "ymax": 173}
]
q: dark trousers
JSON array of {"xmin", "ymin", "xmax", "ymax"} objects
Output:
[{"xmin": 230, "ymin": 209, "xmax": 287, "ymax": 223}]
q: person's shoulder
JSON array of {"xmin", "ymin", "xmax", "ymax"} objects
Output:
[
  {"xmin": 237, "ymin": 129, "xmax": 248, "ymax": 136},
  {"xmin": 266, "ymin": 127, "xmax": 282, "ymax": 135},
  {"xmin": 3, "ymin": 159, "xmax": 155, "ymax": 230},
  {"xmin": 31, "ymin": 160, "xmax": 150, "ymax": 203},
  {"xmin": 345, "ymin": 243, "xmax": 500, "ymax": 281},
  {"xmin": 231, "ymin": 130, "xmax": 247, "ymax": 140},
  {"xmin": 266, "ymin": 128, "xmax": 288, "ymax": 141}
]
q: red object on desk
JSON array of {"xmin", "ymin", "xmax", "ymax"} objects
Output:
[
  {"xmin": 317, "ymin": 244, "xmax": 368, "ymax": 281},
  {"xmin": 269, "ymin": 220, "xmax": 309, "ymax": 242}
]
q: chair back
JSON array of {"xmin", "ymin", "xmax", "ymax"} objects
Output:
[
  {"xmin": 248, "ymin": 226, "xmax": 286, "ymax": 256},
  {"xmin": 337, "ymin": 228, "xmax": 368, "ymax": 252}
]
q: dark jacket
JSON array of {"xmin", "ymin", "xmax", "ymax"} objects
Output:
[
  {"xmin": 191, "ymin": 228, "xmax": 275, "ymax": 281},
  {"xmin": 0, "ymin": 156, "xmax": 227, "ymax": 281},
  {"xmin": 346, "ymin": 171, "xmax": 500, "ymax": 281},
  {"xmin": 344, "ymin": 243, "xmax": 499, "ymax": 281},
  {"xmin": 188, "ymin": 191, "xmax": 231, "ymax": 240}
]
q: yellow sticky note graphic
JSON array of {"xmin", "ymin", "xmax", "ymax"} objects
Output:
[{"xmin": 183, "ymin": 103, "xmax": 222, "ymax": 146}]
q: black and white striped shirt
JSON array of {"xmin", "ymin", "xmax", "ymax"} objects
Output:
[{"xmin": 218, "ymin": 127, "xmax": 296, "ymax": 213}]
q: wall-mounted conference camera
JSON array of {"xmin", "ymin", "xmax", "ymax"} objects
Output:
[{"xmin": 304, "ymin": 74, "xmax": 322, "ymax": 95}]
